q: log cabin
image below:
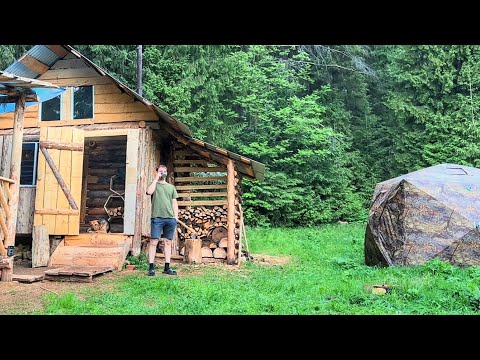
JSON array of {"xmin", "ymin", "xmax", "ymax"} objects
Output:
[{"xmin": 0, "ymin": 45, "xmax": 264, "ymax": 280}]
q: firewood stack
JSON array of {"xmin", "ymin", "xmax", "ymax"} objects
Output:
[
  {"xmin": 177, "ymin": 204, "xmax": 242, "ymax": 260},
  {"xmin": 106, "ymin": 206, "xmax": 124, "ymax": 217}
]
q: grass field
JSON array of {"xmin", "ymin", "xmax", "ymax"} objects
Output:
[{"xmin": 37, "ymin": 223, "xmax": 480, "ymax": 314}]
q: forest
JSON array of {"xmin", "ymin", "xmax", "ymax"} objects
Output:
[{"xmin": 2, "ymin": 45, "xmax": 477, "ymax": 227}]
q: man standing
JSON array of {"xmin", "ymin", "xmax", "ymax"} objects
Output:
[{"xmin": 146, "ymin": 164, "xmax": 179, "ymax": 276}]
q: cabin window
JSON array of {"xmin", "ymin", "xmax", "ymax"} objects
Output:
[
  {"xmin": 39, "ymin": 94, "xmax": 62, "ymax": 121},
  {"xmin": 72, "ymin": 86, "xmax": 94, "ymax": 119},
  {"xmin": 20, "ymin": 142, "xmax": 38, "ymax": 186}
]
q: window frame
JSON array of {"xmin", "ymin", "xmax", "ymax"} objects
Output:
[
  {"xmin": 38, "ymin": 92, "xmax": 64, "ymax": 121},
  {"xmin": 71, "ymin": 85, "xmax": 95, "ymax": 120},
  {"xmin": 20, "ymin": 142, "xmax": 39, "ymax": 188}
]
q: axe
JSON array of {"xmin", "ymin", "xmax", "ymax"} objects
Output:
[{"xmin": 176, "ymin": 219, "xmax": 198, "ymax": 239}]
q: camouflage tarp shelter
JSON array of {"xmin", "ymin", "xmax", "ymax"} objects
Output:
[{"xmin": 365, "ymin": 163, "xmax": 480, "ymax": 267}]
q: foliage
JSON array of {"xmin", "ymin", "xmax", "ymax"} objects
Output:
[{"xmin": 3, "ymin": 44, "xmax": 480, "ymax": 226}]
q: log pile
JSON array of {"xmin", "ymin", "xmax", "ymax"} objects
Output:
[
  {"xmin": 106, "ymin": 206, "xmax": 124, "ymax": 218},
  {"xmin": 177, "ymin": 205, "xmax": 241, "ymax": 261}
]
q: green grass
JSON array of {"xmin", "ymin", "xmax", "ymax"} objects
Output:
[{"xmin": 37, "ymin": 223, "xmax": 480, "ymax": 314}]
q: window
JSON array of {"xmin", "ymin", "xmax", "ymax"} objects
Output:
[
  {"xmin": 40, "ymin": 94, "xmax": 62, "ymax": 121},
  {"xmin": 72, "ymin": 86, "xmax": 94, "ymax": 119},
  {"xmin": 20, "ymin": 143, "xmax": 38, "ymax": 186}
]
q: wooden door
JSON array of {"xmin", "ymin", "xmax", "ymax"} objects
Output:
[{"xmin": 34, "ymin": 127, "xmax": 84, "ymax": 235}]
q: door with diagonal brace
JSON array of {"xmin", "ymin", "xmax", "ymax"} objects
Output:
[{"xmin": 34, "ymin": 127, "xmax": 84, "ymax": 235}]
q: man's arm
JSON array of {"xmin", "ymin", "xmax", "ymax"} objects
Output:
[
  {"xmin": 146, "ymin": 174, "xmax": 160, "ymax": 195},
  {"xmin": 172, "ymin": 198, "xmax": 179, "ymax": 220}
]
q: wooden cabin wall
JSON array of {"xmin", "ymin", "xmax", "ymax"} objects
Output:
[
  {"xmin": 83, "ymin": 138, "xmax": 127, "ymax": 233},
  {"xmin": 0, "ymin": 53, "xmax": 158, "ymax": 130},
  {"xmin": 131, "ymin": 127, "xmax": 161, "ymax": 255},
  {"xmin": 0, "ymin": 135, "xmax": 35, "ymax": 234}
]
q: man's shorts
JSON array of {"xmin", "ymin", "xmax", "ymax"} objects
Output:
[{"xmin": 151, "ymin": 217, "xmax": 177, "ymax": 240}]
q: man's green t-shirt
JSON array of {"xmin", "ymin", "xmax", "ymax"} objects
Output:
[{"xmin": 151, "ymin": 182, "xmax": 179, "ymax": 218}]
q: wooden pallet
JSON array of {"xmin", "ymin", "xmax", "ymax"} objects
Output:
[{"xmin": 44, "ymin": 266, "xmax": 114, "ymax": 282}]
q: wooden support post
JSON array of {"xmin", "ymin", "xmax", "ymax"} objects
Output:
[
  {"xmin": 226, "ymin": 159, "xmax": 236, "ymax": 264},
  {"xmin": 32, "ymin": 225, "xmax": 49, "ymax": 268},
  {"xmin": 3, "ymin": 92, "xmax": 26, "ymax": 282}
]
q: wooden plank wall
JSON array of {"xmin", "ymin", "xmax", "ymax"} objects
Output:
[
  {"xmin": 140, "ymin": 128, "xmax": 161, "ymax": 240},
  {"xmin": 0, "ymin": 135, "xmax": 35, "ymax": 234},
  {"xmin": 0, "ymin": 54, "xmax": 159, "ymax": 129},
  {"xmin": 173, "ymin": 144, "xmax": 228, "ymax": 207},
  {"xmin": 124, "ymin": 129, "xmax": 139, "ymax": 235}
]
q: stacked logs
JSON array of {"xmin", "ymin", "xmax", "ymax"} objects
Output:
[
  {"xmin": 177, "ymin": 205, "xmax": 241, "ymax": 260},
  {"xmin": 106, "ymin": 206, "xmax": 124, "ymax": 218}
]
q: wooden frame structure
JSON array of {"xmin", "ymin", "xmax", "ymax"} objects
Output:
[
  {"xmin": 0, "ymin": 45, "xmax": 265, "ymax": 281},
  {"xmin": 0, "ymin": 71, "xmax": 59, "ymax": 281}
]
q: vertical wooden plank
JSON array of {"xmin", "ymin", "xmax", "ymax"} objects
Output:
[
  {"xmin": 16, "ymin": 188, "xmax": 35, "ymax": 234},
  {"xmin": 0, "ymin": 136, "xmax": 4, "ymax": 177},
  {"xmin": 43, "ymin": 127, "xmax": 61, "ymax": 234},
  {"xmin": 62, "ymin": 88, "xmax": 71, "ymax": 121},
  {"xmin": 124, "ymin": 129, "xmax": 139, "ymax": 236},
  {"xmin": 226, "ymin": 159, "xmax": 236, "ymax": 264},
  {"xmin": 32, "ymin": 225, "xmax": 49, "ymax": 267},
  {"xmin": 54, "ymin": 127, "xmax": 73, "ymax": 234},
  {"xmin": 80, "ymin": 153, "xmax": 89, "ymax": 224},
  {"xmin": 0, "ymin": 135, "xmax": 12, "ymax": 178},
  {"xmin": 34, "ymin": 128, "xmax": 47, "ymax": 227},
  {"xmin": 132, "ymin": 129, "xmax": 147, "ymax": 255},
  {"xmin": 69, "ymin": 128, "xmax": 84, "ymax": 235}
]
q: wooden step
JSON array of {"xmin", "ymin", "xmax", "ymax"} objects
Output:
[
  {"xmin": 64, "ymin": 233, "xmax": 130, "ymax": 247},
  {"xmin": 49, "ymin": 235, "xmax": 131, "ymax": 270}
]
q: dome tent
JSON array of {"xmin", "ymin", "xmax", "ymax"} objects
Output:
[{"xmin": 365, "ymin": 163, "xmax": 480, "ymax": 267}]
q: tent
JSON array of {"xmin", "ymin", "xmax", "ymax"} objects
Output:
[{"xmin": 365, "ymin": 163, "xmax": 480, "ymax": 267}]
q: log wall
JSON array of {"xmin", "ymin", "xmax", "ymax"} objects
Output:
[{"xmin": 82, "ymin": 138, "xmax": 127, "ymax": 233}]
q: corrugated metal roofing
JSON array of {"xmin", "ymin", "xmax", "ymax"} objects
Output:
[
  {"xmin": 5, "ymin": 45, "xmax": 61, "ymax": 79},
  {"xmin": 27, "ymin": 46, "xmax": 59, "ymax": 67},
  {"xmin": 4, "ymin": 62, "xmax": 38, "ymax": 79}
]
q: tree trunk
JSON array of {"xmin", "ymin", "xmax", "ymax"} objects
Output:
[{"xmin": 184, "ymin": 238, "xmax": 202, "ymax": 264}]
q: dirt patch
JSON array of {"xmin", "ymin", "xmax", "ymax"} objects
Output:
[
  {"xmin": 251, "ymin": 254, "xmax": 292, "ymax": 266},
  {"xmin": 0, "ymin": 254, "xmax": 290, "ymax": 314}
]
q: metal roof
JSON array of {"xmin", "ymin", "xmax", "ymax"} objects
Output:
[{"xmin": 5, "ymin": 45, "xmax": 61, "ymax": 79}]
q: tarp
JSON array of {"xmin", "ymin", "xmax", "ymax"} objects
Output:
[
  {"xmin": 365, "ymin": 163, "xmax": 480, "ymax": 267},
  {"xmin": 0, "ymin": 87, "xmax": 66, "ymax": 114}
]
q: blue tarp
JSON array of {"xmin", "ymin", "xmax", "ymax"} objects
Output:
[{"xmin": 0, "ymin": 87, "xmax": 66, "ymax": 114}]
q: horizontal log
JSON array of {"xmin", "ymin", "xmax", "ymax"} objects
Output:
[
  {"xmin": 176, "ymin": 185, "xmax": 227, "ymax": 191},
  {"xmin": 35, "ymin": 208, "xmax": 80, "ymax": 215},
  {"xmin": 178, "ymin": 192, "xmax": 228, "ymax": 198},
  {"xmin": 173, "ymin": 159, "xmax": 219, "ymax": 165},
  {"xmin": 174, "ymin": 167, "xmax": 226, "ymax": 173},
  {"xmin": 0, "ymin": 176, "xmax": 14, "ymax": 184},
  {"xmin": 86, "ymin": 207, "xmax": 108, "ymax": 215},
  {"xmin": 175, "ymin": 176, "xmax": 227, "ymax": 183},
  {"xmin": 40, "ymin": 141, "xmax": 84, "ymax": 151},
  {"xmin": 178, "ymin": 200, "xmax": 228, "ymax": 206}
]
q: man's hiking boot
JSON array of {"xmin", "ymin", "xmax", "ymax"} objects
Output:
[
  {"xmin": 148, "ymin": 269, "xmax": 156, "ymax": 276},
  {"xmin": 162, "ymin": 268, "xmax": 177, "ymax": 275}
]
